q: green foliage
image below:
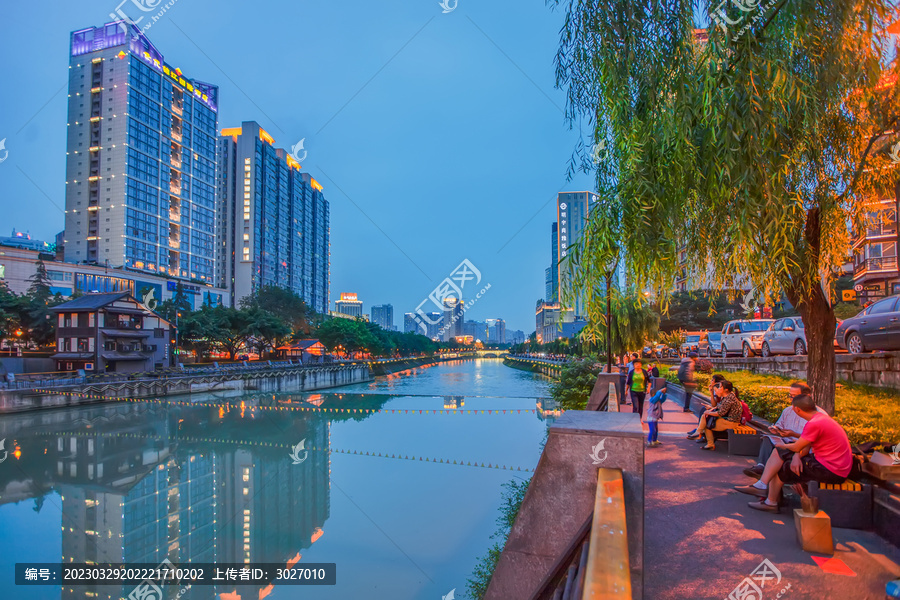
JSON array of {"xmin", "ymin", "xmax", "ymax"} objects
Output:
[
  {"xmin": 551, "ymin": 359, "xmax": 603, "ymax": 410},
  {"xmin": 658, "ymin": 292, "xmax": 744, "ymax": 332},
  {"xmin": 552, "ymin": 0, "xmax": 900, "ymax": 413},
  {"xmin": 465, "ymin": 478, "xmax": 531, "ymax": 600},
  {"xmin": 833, "ymin": 302, "xmax": 862, "ymax": 321},
  {"xmin": 664, "ymin": 370, "xmax": 900, "ymax": 444},
  {"xmin": 240, "ymin": 286, "xmax": 319, "ymax": 338}
]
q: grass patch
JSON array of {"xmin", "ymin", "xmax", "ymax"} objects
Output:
[
  {"xmin": 464, "ymin": 477, "xmax": 531, "ymax": 599},
  {"xmin": 664, "ymin": 367, "xmax": 900, "ymax": 444}
]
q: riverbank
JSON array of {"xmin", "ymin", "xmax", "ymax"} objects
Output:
[{"xmin": 503, "ymin": 356, "xmax": 565, "ymax": 378}]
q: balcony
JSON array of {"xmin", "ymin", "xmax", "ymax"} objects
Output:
[
  {"xmin": 171, "ymin": 130, "xmax": 183, "ymax": 143},
  {"xmin": 854, "ymin": 256, "xmax": 898, "ymax": 276}
]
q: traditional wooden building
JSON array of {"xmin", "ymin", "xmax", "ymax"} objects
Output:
[{"xmin": 50, "ymin": 292, "xmax": 173, "ymax": 373}]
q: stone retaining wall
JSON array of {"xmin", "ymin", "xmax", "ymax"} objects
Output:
[
  {"xmin": 0, "ymin": 364, "xmax": 372, "ymax": 413},
  {"xmin": 711, "ymin": 351, "xmax": 900, "ymax": 390}
]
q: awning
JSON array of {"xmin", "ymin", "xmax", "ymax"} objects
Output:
[{"xmin": 51, "ymin": 353, "xmax": 94, "ymax": 360}]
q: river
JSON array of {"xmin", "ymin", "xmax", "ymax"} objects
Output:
[{"xmin": 0, "ymin": 359, "xmax": 554, "ymax": 600}]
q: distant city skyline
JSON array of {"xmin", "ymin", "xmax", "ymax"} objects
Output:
[{"xmin": 0, "ymin": 0, "xmax": 595, "ymax": 332}]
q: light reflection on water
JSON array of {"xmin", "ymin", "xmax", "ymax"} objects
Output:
[{"xmin": 0, "ymin": 359, "xmax": 553, "ymax": 600}]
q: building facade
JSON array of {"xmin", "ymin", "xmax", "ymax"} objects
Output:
[
  {"xmin": 441, "ymin": 298, "xmax": 464, "ymax": 342},
  {"xmin": 334, "ymin": 293, "xmax": 363, "ymax": 317},
  {"xmin": 535, "ymin": 300, "xmax": 579, "ymax": 344},
  {"xmin": 0, "ymin": 246, "xmax": 228, "ymax": 309},
  {"xmin": 371, "ymin": 304, "xmax": 394, "ymax": 330},
  {"xmin": 217, "ymin": 122, "xmax": 329, "ymax": 312},
  {"xmin": 65, "ymin": 22, "xmax": 219, "ymax": 285},
  {"xmin": 486, "ymin": 318, "xmax": 506, "ymax": 344},
  {"xmin": 546, "ymin": 222, "xmax": 558, "ymax": 302},
  {"xmin": 852, "ymin": 198, "xmax": 899, "ymax": 302},
  {"xmin": 50, "ymin": 292, "xmax": 173, "ymax": 373}
]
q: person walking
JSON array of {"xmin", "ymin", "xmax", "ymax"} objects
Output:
[
  {"xmin": 646, "ymin": 382, "xmax": 667, "ymax": 447},
  {"xmin": 677, "ymin": 352, "xmax": 698, "ymax": 413},
  {"xmin": 626, "ymin": 359, "xmax": 651, "ymax": 417}
]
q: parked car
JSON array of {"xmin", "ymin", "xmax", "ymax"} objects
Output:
[
  {"xmin": 761, "ymin": 317, "xmax": 807, "ymax": 356},
  {"xmin": 680, "ymin": 332, "xmax": 704, "ymax": 356},
  {"xmin": 835, "ymin": 295, "xmax": 900, "ymax": 354},
  {"xmin": 720, "ymin": 319, "xmax": 775, "ymax": 357},
  {"xmin": 701, "ymin": 331, "xmax": 722, "ymax": 357}
]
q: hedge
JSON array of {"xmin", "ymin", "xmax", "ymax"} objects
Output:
[{"xmin": 664, "ymin": 368, "xmax": 900, "ymax": 445}]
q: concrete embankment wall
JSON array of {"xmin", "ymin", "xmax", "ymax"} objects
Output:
[
  {"xmin": 711, "ymin": 351, "xmax": 900, "ymax": 390},
  {"xmin": 485, "ymin": 411, "xmax": 644, "ymax": 599},
  {"xmin": 0, "ymin": 364, "xmax": 372, "ymax": 413},
  {"xmin": 502, "ymin": 356, "xmax": 563, "ymax": 378},
  {"xmin": 369, "ymin": 356, "xmax": 436, "ymax": 377}
]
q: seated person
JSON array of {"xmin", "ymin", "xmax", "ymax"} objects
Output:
[
  {"xmin": 686, "ymin": 374, "xmax": 725, "ymax": 437},
  {"xmin": 690, "ymin": 380, "xmax": 742, "ymax": 449},
  {"xmin": 742, "ymin": 381, "xmax": 825, "ymax": 478},
  {"xmin": 645, "ymin": 361, "xmax": 660, "ymax": 378},
  {"xmin": 735, "ymin": 394, "xmax": 852, "ymax": 513}
]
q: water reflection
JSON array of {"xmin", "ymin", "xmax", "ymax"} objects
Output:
[
  {"xmin": 0, "ymin": 360, "xmax": 551, "ymax": 599},
  {"xmin": 0, "ymin": 394, "xmax": 394, "ymax": 600}
]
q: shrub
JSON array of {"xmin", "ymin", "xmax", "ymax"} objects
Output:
[
  {"xmin": 465, "ymin": 478, "xmax": 531, "ymax": 599},
  {"xmin": 550, "ymin": 359, "xmax": 603, "ymax": 411},
  {"xmin": 697, "ymin": 359, "xmax": 714, "ymax": 374},
  {"xmin": 665, "ymin": 369, "xmax": 900, "ymax": 444}
]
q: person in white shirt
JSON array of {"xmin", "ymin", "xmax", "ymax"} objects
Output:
[{"xmin": 741, "ymin": 382, "xmax": 826, "ymax": 479}]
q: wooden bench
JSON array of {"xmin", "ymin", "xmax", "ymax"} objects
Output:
[
  {"xmin": 809, "ymin": 479, "xmax": 873, "ymax": 529},
  {"xmin": 727, "ymin": 425, "xmax": 762, "ymax": 456}
]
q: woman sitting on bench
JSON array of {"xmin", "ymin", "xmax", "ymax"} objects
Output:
[{"xmin": 688, "ymin": 380, "xmax": 742, "ymax": 450}]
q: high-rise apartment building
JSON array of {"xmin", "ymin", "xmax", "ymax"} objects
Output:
[
  {"xmin": 217, "ymin": 122, "xmax": 330, "ymax": 312},
  {"xmin": 546, "ymin": 222, "xmax": 558, "ymax": 302},
  {"xmin": 371, "ymin": 304, "xmax": 394, "ymax": 330},
  {"xmin": 334, "ymin": 293, "xmax": 363, "ymax": 317},
  {"xmin": 441, "ymin": 298, "xmax": 464, "ymax": 342},
  {"xmin": 65, "ymin": 22, "xmax": 219, "ymax": 284}
]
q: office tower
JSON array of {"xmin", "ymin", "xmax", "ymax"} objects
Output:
[
  {"xmin": 65, "ymin": 22, "xmax": 218, "ymax": 284},
  {"xmin": 486, "ymin": 318, "xmax": 506, "ymax": 344},
  {"xmin": 463, "ymin": 320, "xmax": 488, "ymax": 341},
  {"xmin": 557, "ymin": 192, "xmax": 599, "ymax": 317},
  {"xmin": 404, "ymin": 312, "xmax": 418, "ymax": 333},
  {"xmin": 371, "ymin": 304, "xmax": 394, "ymax": 330},
  {"xmin": 441, "ymin": 297, "xmax": 464, "ymax": 341},
  {"xmin": 426, "ymin": 312, "xmax": 443, "ymax": 340},
  {"xmin": 546, "ymin": 222, "xmax": 558, "ymax": 302},
  {"xmin": 217, "ymin": 121, "xmax": 330, "ymax": 312},
  {"xmin": 334, "ymin": 293, "xmax": 363, "ymax": 317}
]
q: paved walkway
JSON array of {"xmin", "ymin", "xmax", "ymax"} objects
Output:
[{"xmin": 632, "ymin": 395, "xmax": 900, "ymax": 600}]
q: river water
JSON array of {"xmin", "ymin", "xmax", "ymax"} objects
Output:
[{"xmin": 0, "ymin": 359, "xmax": 554, "ymax": 600}]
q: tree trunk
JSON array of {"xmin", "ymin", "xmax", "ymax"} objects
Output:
[
  {"xmin": 788, "ymin": 206, "xmax": 837, "ymax": 415},
  {"xmin": 795, "ymin": 284, "xmax": 837, "ymax": 415}
]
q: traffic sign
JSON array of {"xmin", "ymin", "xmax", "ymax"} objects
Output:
[
  {"xmin": 842, "ymin": 290, "xmax": 857, "ymax": 301},
  {"xmin": 854, "ymin": 284, "xmax": 863, "ymax": 292}
]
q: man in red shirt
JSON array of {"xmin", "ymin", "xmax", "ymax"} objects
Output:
[{"xmin": 736, "ymin": 394, "xmax": 852, "ymax": 512}]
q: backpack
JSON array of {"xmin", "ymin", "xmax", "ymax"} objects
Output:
[
  {"xmin": 677, "ymin": 360, "xmax": 690, "ymax": 382},
  {"xmin": 740, "ymin": 401, "xmax": 752, "ymax": 426}
]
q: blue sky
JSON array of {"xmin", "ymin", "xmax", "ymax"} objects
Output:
[{"xmin": 0, "ymin": 0, "xmax": 595, "ymax": 333}]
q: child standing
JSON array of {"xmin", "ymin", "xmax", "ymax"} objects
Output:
[{"xmin": 646, "ymin": 382, "xmax": 667, "ymax": 447}]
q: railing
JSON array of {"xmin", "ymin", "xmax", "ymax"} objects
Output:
[
  {"xmin": 531, "ymin": 469, "xmax": 631, "ymax": 600},
  {"xmin": 854, "ymin": 256, "xmax": 898, "ymax": 275},
  {"xmin": 1, "ymin": 359, "xmax": 356, "ymax": 392}
]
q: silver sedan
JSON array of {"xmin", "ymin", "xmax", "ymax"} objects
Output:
[{"xmin": 761, "ymin": 317, "xmax": 806, "ymax": 356}]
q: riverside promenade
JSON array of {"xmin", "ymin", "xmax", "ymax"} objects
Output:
[{"xmin": 642, "ymin": 396, "xmax": 900, "ymax": 599}]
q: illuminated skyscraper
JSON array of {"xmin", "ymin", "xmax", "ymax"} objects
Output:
[
  {"xmin": 64, "ymin": 21, "xmax": 219, "ymax": 284},
  {"xmin": 217, "ymin": 122, "xmax": 330, "ymax": 312}
]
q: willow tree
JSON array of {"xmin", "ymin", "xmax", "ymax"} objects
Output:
[
  {"xmin": 561, "ymin": 198, "xmax": 660, "ymax": 366},
  {"xmin": 553, "ymin": 0, "xmax": 900, "ymax": 413}
]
